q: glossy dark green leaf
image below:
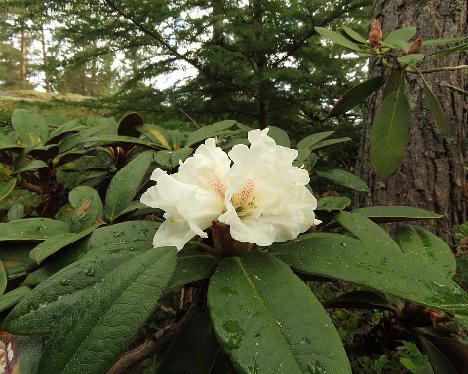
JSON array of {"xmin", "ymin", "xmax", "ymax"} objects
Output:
[
  {"xmin": 37, "ymin": 246, "xmax": 176, "ymax": 373},
  {"xmin": 80, "ymin": 135, "xmax": 156, "ymax": 149},
  {"xmin": 420, "ymin": 74, "xmax": 449, "ymax": 134},
  {"xmin": 104, "ymin": 151, "xmax": 153, "ymax": 221},
  {"xmin": 62, "ymin": 186, "xmax": 103, "ymax": 232},
  {"xmin": 342, "ymin": 26, "xmax": 368, "ymax": 44},
  {"xmin": 327, "ymin": 76, "xmax": 386, "ymax": 118},
  {"xmin": 419, "ymin": 335, "xmax": 462, "ymax": 374},
  {"xmin": 382, "ymin": 27, "xmax": 416, "ymax": 50},
  {"xmin": 0, "ymin": 218, "xmax": 69, "ymax": 241},
  {"xmin": 58, "ymin": 124, "xmax": 117, "ymax": 153},
  {"xmin": 166, "ymin": 252, "xmax": 219, "ymax": 291},
  {"xmin": 208, "ymin": 252, "xmax": 351, "ymax": 374},
  {"xmin": 315, "ymin": 27, "xmax": 364, "ymax": 52},
  {"xmin": 267, "ymin": 126, "xmax": 290, "ymax": 147},
  {"xmin": 29, "ymin": 225, "xmax": 98, "ymax": 265},
  {"xmin": 354, "ymin": 206, "xmax": 443, "ymax": 223},
  {"xmin": 0, "ymin": 178, "xmax": 17, "ymax": 202},
  {"xmin": 325, "ymin": 290, "xmax": 394, "ymax": 311},
  {"xmin": 47, "ymin": 121, "xmax": 86, "ymax": 144},
  {"xmin": 310, "ymin": 137, "xmax": 351, "ymax": 151},
  {"xmin": 370, "ymin": 78, "xmax": 410, "ymax": 176},
  {"xmin": 117, "ymin": 112, "xmax": 143, "ymax": 138},
  {"xmin": 185, "ymin": 120, "xmax": 238, "ymax": 147},
  {"xmin": 317, "ymin": 196, "xmax": 351, "ymax": 212},
  {"xmin": 12, "ymin": 109, "xmax": 49, "ymax": 146},
  {"xmin": 153, "ymin": 148, "xmax": 193, "ymax": 169},
  {"xmin": 270, "ymin": 212, "xmax": 467, "ymax": 315},
  {"xmin": 297, "ymin": 131, "xmax": 334, "ymax": 150},
  {"xmin": 316, "ymin": 169, "xmax": 369, "ymax": 192},
  {"xmin": 22, "ymin": 221, "xmax": 159, "ymax": 287},
  {"xmin": 0, "ymin": 286, "xmax": 31, "ymax": 312},
  {"xmin": 382, "ymin": 70, "xmax": 404, "ymax": 99},
  {"xmin": 13, "ymin": 160, "xmax": 48, "ymax": 174},
  {"xmin": 157, "ymin": 310, "xmax": 219, "ymax": 374}
]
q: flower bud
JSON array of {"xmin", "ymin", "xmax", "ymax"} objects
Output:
[
  {"xmin": 406, "ymin": 35, "xmax": 423, "ymax": 55},
  {"xmin": 368, "ymin": 19, "xmax": 383, "ymax": 44}
]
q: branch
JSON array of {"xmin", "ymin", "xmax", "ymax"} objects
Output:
[
  {"xmin": 408, "ymin": 64, "xmax": 468, "ymax": 74},
  {"xmin": 101, "ymin": 0, "xmax": 201, "ymax": 69},
  {"xmin": 107, "ymin": 301, "xmax": 199, "ymax": 374}
]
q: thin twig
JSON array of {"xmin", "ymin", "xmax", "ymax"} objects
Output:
[
  {"xmin": 107, "ymin": 301, "xmax": 199, "ymax": 374},
  {"xmin": 440, "ymin": 82, "xmax": 468, "ymax": 95},
  {"xmin": 408, "ymin": 64, "xmax": 468, "ymax": 74},
  {"xmin": 177, "ymin": 108, "xmax": 201, "ymax": 129}
]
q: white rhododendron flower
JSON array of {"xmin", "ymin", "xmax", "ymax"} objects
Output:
[
  {"xmin": 140, "ymin": 138, "xmax": 230, "ymax": 250},
  {"xmin": 218, "ymin": 129, "xmax": 321, "ymax": 246},
  {"xmin": 140, "ymin": 129, "xmax": 321, "ymax": 250}
]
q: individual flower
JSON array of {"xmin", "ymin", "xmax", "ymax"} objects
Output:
[
  {"xmin": 140, "ymin": 138, "xmax": 230, "ymax": 250},
  {"xmin": 218, "ymin": 129, "xmax": 321, "ymax": 246}
]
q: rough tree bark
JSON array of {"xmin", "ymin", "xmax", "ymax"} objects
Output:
[{"xmin": 356, "ymin": 0, "xmax": 467, "ymax": 246}]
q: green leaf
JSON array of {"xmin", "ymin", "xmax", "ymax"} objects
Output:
[
  {"xmin": 310, "ymin": 137, "xmax": 351, "ymax": 151},
  {"xmin": 117, "ymin": 112, "xmax": 143, "ymax": 138},
  {"xmin": 315, "ymin": 27, "xmax": 364, "ymax": 52},
  {"xmin": 104, "ymin": 151, "xmax": 153, "ymax": 221},
  {"xmin": 270, "ymin": 212, "xmax": 467, "ymax": 315},
  {"xmin": 325, "ymin": 290, "xmax": 394, "ymax": 310},
  {"xmin": 7, "ymin": 203, "xmax": 24, "ymax": 221},
  {"xmin": 370, "ymin": 75, "xmax": 410, "ymax": 176},
  {"xmin": 0, "ymin": 218, "xmax": 69, "ymax": 241},
  {"xmin": 419, "ymin": 73, "xmax": 449, "ymax": 134},
  {"xmin": 382, "ymin": 27, "xmax": 417, "ymax": 50},
  {"xmin": 37, "ymin": 247, "xmax": 176, "ymax": 373},
  {"xmin": 317, "ymin": 196, "xmax": 351, "ymax": 212},
  {"xmin": 297, "ymin": 131, "xmax": 334, "ymax": 150},
  {"xmin": 267, "ymin": 126, "xmax": 290, "ymax": 147},
  {"xmin": 63, "ymin": 186, "xmax": 103, "ymax": 232},
  {"xmin": 0, "ymin": 242, "xmax": 33, "ymax": 280},
  {"xmin": 423, "ymin": 36, "xmax": 467, "ymax": 46},
  {"xmin": 382, "ymin": 70, "xmax": 404, "ymax": 99},
  {"xmin": 208, "ymin": 252, "xmax": 351, "ymax": 374},
  {"xmin": 185, "ymin": 120, "xmax": 239, "ymax": 147},
  {"xmin": 327, "ymin": 76, "xmax": 386, "ymax": 118},
  {"xmin": 157, "ymin": 310, "xmax": 220, "ymax": 374},
  {"xmin": 153, "ymin": 148, "xmax": 193, "ymax": 169},
  {"xmin": 47, "ymin": 121, "xmax": 86, "ymax": 144},
  {"xmin": 419, "ymin": 335, "xmax": 462, "ymax": 374},
  {"xmin": 166, "ymin": 251, "xmax": 219, "ymax": 291},
  {"xmin": 428, "ymin": 42, "xmax": 468, "ymax": 60},
  {"xmin": 58, "ymin": 124, "xmax": 116, "ymax": 153},
  {"xmin": 13, "ymin": 160, "xmax": 48, "ymax": 174},
  {"xmin": 22, "ymin": 221, "xmax": 159, "ymax": 287},
  {"xmin": 138, "ymin": 124, "xmax": 172, "ymax": 149},
  {"xmin": 0, "ymin": 286, "xmax": 31, "ymax": 312},
  {"xmin": 79, "ymin": 135, "xmax": 156, "ymax": 149},
  {"xmin": 0, "ymin": 178, "xmax": 17, "ymax": 202},
  {"xmin": 342, "ymin": 26, "xmax": 368, "ymax": 44},
  {"xmin": 29, "ymin": 225, "xmax": 98, "ymax": 265},
  {"xmin": 316, "ymin": 169, "xmax": 369, "ymax": 192},
  {"xmin": 354, "ymin": 206, "xmax": 443, "ymax": 223},
  {"xmin": 0, "ymin": 133, "xmax": 22, "ymax": 151},
  {"xmin": 397, "ymin": 54, "xmax": 425, "ymax": 65},
  {"xmin": 0, "ymin": 260, "xmax": 7, "ymax": 295},
  {"xmin": 12, "ymin": 109, "xmax": 49, "ymax": 146}
]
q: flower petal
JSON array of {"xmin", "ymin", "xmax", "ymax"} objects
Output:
[{"xmin": 152, "ymin": 219, "xmax": 196, "ymax": 250}]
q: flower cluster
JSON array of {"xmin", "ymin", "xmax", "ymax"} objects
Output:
[{"xmin": 140, "ymin": 129, "xmax": 321, "ymax": 251}]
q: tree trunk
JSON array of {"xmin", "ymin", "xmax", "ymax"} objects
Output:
[
  {"xmin": 19, "ymin": 24, "xmax": 28, "ymax": 88},
  {"xmin": 40, "ymin": 24, "xmax": 52, "ymax": 93},
  {"xmin": 356, "ymin": 0, "xmax": 467, "ymax": 246}
]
